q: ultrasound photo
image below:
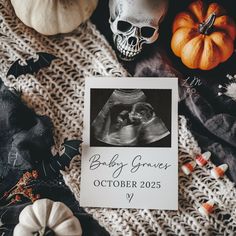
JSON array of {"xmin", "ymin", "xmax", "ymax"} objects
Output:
[{"xmin": 90, "ymin": 89, "xmax": 171, "ymax": 147}]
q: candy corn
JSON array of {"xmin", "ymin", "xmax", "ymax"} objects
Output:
[
  {"xmin": 196, "ymin": 151, "xmax": 211, "ymax": 167},
  {"xmin": 181, "ymin": 161, "xmax": 196, "ymax": 175},
  {"xmin": 211, "ymin": 164, "xmax": 228, "ymax": 179},
  {"xmin": 198, "ymin": 200, "xmax": 215, "ymax": 217}
]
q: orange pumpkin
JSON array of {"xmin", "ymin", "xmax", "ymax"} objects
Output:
[{"xmin": 171, "ymin": 0, "xmax": 236, "ymax": 70}]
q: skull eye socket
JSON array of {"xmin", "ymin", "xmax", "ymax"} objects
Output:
[
  {"xmin": 117, "ymin": 21, "xmax": 132, "ymax": 32},
  {"xmin": 141, "ymin": 27, "xmax": 156, "ymax": 38}
]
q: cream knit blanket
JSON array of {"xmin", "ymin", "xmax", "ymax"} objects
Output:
[{"xmin": 1, "ymin": 1, "xmax": 236, "ymax": 235}]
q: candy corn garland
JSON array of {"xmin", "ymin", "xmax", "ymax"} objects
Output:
[
  {"xmin": 211, "ymin": 164, "xmax": 228, "ymax": 179},
  {"xmin": 182, "ymin": 152, "xmax": 211, "ymax": 176},
  {"xmin": 198, "ymin": 200, "xmax": 215, "ymax": 217},
  {"xmin": 196, "ymin": 152, "xmax": 211, "ymax": 167},
  {"xmin": 180, "ymin": 151, "xmax": 230, "ymax": 218},
  {"xmin": 181, "ymin": 152, "xmax": 228, "ymax": 180},
  {"xmin": 181, "ymin": 161, "xmax": 196, "ymax": 175}
]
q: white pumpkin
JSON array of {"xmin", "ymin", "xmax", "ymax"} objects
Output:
[
  {"xmin": 10, "ymin": 0, "xmax": 98, "ymax": 35},
  {"xmin": 13, "ymin": 199, "xmax": 82, "ymax": 236}
]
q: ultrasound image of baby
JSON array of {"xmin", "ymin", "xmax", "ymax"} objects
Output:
[
  {"xmin": 92, "ymin": 89, "xmax": 170, "ymax": 147},
  {"xmin": 108, "ymin": 103, "xmax": 142, "ymax": 146}
]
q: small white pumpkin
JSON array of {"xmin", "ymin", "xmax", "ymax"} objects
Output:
[
  {"xmin": 13, "ymin": 199, "xmax": 82, "ymax": 236},
  {"xmin": 10, "ymin": 0, "xmax": 98, "ymax": 35}
]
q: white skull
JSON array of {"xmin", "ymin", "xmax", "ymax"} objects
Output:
[{"xmin": 109, "ymin": 0, "xmax": 169, "ymax": 61}]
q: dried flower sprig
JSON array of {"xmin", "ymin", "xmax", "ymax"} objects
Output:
[
  {"xmin": 218, "ymin": 74, "xmax": 236, "ymax": 101},
  {"xmin": 0, "ymin": 170, "xmax": 40, "ymax": 207}
]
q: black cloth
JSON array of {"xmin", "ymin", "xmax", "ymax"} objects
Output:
[{"xmin": 0, "ymin": 80, "xmax": 54, "ymax": 179}]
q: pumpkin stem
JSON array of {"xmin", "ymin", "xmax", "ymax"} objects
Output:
[
  {"xmin": 199, "ymin": 13, "xmax": 216, "ymax": 35},
  {"xmin": 33, "ymin": 227, "xmax": 55, "ymax": 236}
]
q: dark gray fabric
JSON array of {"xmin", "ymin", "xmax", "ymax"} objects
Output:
[
  {"xmin": 0, "ymin": 80, "xmax": 54, "ymax": 179},
  {"xmin": 184, "ymin": 94, "xmax": 236, "ymax": 148}
]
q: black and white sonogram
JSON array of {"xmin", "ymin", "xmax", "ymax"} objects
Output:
[{"xmin": 91, "ymin": 89, "xmax": 171, "ymax": 147}]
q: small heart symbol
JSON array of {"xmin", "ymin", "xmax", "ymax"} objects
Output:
[{"xmin": 126, "ymin": 193, "xmax": 134, "ymax": 203}]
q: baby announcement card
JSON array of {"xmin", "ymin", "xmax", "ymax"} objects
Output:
[{"xmin": 80, "ymin": 77, "xmax": 178, "ymax": 209}]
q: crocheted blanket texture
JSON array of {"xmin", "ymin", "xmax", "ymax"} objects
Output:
[{"xmin": 0, "ymin": 1, "xmax": 236, "ymax": 235}]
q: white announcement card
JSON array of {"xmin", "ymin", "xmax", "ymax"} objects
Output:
[{"xmin": 80, "ymin": 77, "xmax": 178, "ymax": 209}]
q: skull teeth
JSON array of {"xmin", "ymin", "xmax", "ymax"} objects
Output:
[
  {"xmin": 116, "ymin": 42, "xmax": 141, "ymax": 58},
  {"xmin": 114, "ymin": 34, "xmax": 141, "ymax": 59}
]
